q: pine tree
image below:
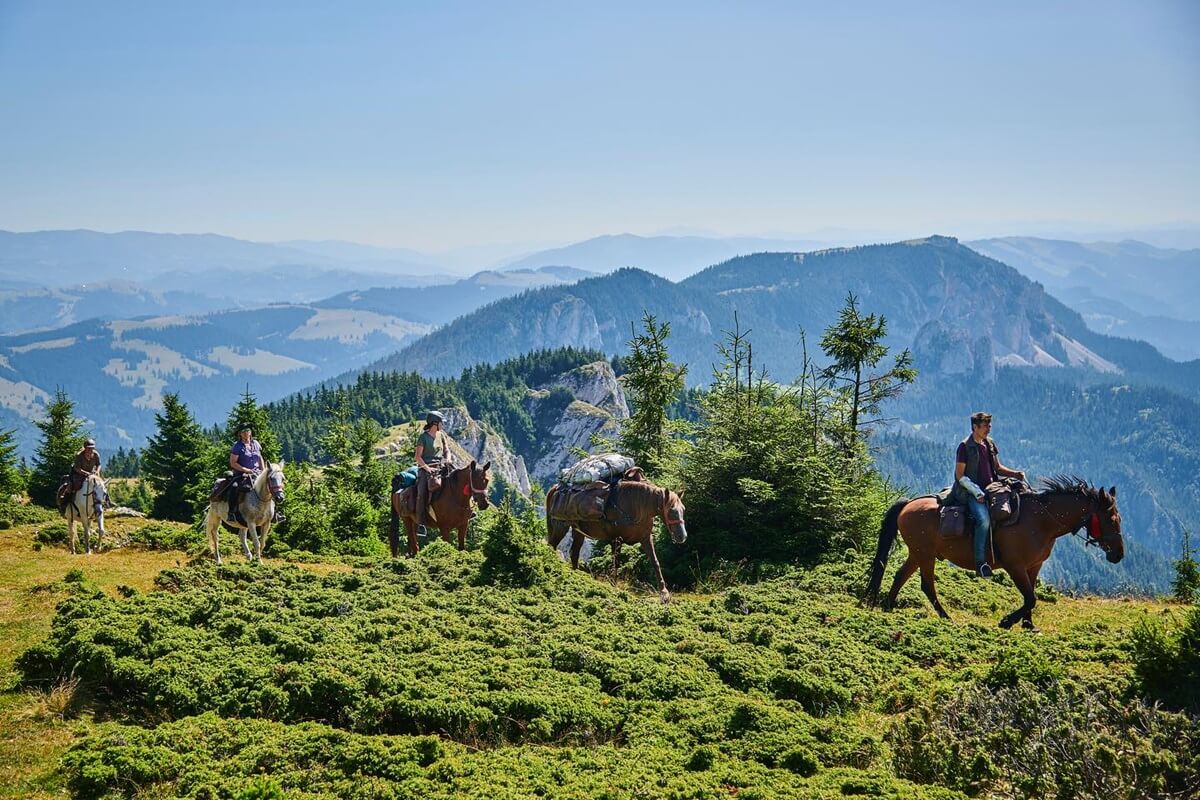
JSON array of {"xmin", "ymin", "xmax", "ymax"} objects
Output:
[
  {"xmin": 819, "ymin": 293, "xmax": 917, "ymax": 447},
  {"xmin": 143, "ymin": 393, "xmax": 214, "ymax": 522},
  {"xmin": 1173, "ymin": 529, "xmax": 1200, "ymax": 605},
  {"xmin": 618, "ymin": 314, "xmax": 689, "ymax": 478},
  {"xmin": 208, "ymin": 387, "xmax": 281, "ymax": 482},
  {"xmin": 0, "ymin": 427, "xmax": 21, "ymax": 499},
  {"xmin": 29, "ymin": 389, "xmax": 87, "ymax": 507}
]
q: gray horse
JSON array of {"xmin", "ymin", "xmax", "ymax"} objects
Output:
[
  {"xmin": 204, "ymin": 463, "xmax": 285, "ymax": 564},
  {"xmin": 65, "ymin": 473, "xmax": 107, "ymax": 554}
]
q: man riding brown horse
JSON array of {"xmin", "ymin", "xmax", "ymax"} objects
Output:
[{"xmin": 952, "ymin": 411, "xmax": 1026, "ymax": 578}]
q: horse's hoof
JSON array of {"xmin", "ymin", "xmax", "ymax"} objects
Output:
[
  {"xmin": 998, "ymin": 617, "xmax": 1016, "ymax": 630},
  {"xmin": 659, "ymin": 590, "xmax": 672, "ymax": 605}
]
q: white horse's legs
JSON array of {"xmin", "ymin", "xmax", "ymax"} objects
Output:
[
  {"xmin": 238, "ymin": 526, "xmax": 253, "ymax": 560},
  {"xmin": 247, "ymin": 524, "xmax": 262, "ymax": 561},
  {"xmin": 206, "ymin": 507, "xmax": 223, "ymax": 565},
  {"xmin": 67, "ymin": 507, "xmax": 78, "ymax": 555}
]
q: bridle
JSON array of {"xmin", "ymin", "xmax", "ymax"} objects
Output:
[
  {"xmin": 72, "ymin": 474, "xmax": 100, "ymax": 520},
  {"xmin": 1030, "ymin": 492, "xmax": 1106, "ymax": 549},
  {"xmin": 460, "ymin": 465, "xmax": 490, "ymax": 504},
  {"xmin": 661, "ymin": 491, "xmax": 685, "ymax": 531}
]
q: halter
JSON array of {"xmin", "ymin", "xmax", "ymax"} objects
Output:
[
  {"xmin": 72, "ymin": 475, "xmax": 101, "ymax": 520},
  {"xmin": 661, "ymin": 491, "xmax": 685, "ymax": 529},
  {"xmin": 460, "ymin": 465, "xmax": 489, "ymax": 502}
]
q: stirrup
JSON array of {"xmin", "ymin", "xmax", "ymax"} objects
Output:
[{"xmin": 976, "ymin": 564, "xmax": 993, "ymax": 579}]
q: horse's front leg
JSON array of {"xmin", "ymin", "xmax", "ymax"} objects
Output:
[
  {"xmin": 239, "ymin": 526, "xmax": 253, "ymax": 561},
  {"xmin": 247, "ymin": 522, "xmax": 262, "ymax": 562},
  {"xmin": 258, "ymin": 519, "xmax": 272, "ymax": 558},
  {"xmin": 457, "ymin": 524, "xmax": 466, "ymax": 551},
  {"xmin": 439, "ymin": 525, "xmax": 453, "ymax": 547},
  {"xmin": 643, "ymin": 533, "xmax": 670, "ymax": 604},
  {"xmin": 611, "ymin": 541, "xmax": 622, "ymax": 582},
  {"xmin": 999, "ymin": 568, "xmax": 1037, "ymax": 630},
  {"xmin": 68, "ymin": 511, "xmax": 78, "ymax": 555},
  {"xmin": 94, "ymin": 509, "xmax": 105, "ymax": 550},
  {"xmin": 82, "ymin": 516, "xmax": 92, "ymax": 555}
]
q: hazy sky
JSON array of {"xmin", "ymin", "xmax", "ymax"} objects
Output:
[{"xmin": 1, "ymin": 1, "xmax": 1197, "ymax": 250}]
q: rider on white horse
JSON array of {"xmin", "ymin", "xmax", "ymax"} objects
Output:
[
  {"xmin": 71, "ymin": 439, "xmax": 106, "ymax": 515},
  {"xmin": 227, "ymin": 423, "xmax": 263, "ymax": 523}
]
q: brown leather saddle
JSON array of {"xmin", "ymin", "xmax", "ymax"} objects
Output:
[{"xmin": 933, "ymin": 478, "xmax": 1026, "ymax": 539}]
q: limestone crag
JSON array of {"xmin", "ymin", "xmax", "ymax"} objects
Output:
[
  {"xmin": 527, "ymin": 399, "xmax": 623, "ymax": 485},
  {"xmin": 536, "ymin": 360, "xmax": 629, "ymax": 418},
  {"xmin": 434, "ymin": 406, "xmax": 532, "ymax": 496},
  {"xmin": 520, "ymin": 360, "xmax": 630, "ymax": 485}
]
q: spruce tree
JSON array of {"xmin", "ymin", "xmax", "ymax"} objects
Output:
[
  {"xmin": 0, "ymin": 427, "xmax": 21, "ymax": 499},
  {"xmin": 221, "ymin": 387, "xmax": 280, "ymax": 462},
  {"xmin": 1173, "ymin": 529, "xmax": 1200, "ymax": 605},
  {"xmin": 29, "ymin": 389, "xmax": 87, "ymax": 507},
  {"xmin": 618, "ymin": 313, "xmax": 689, "ymax": 477},
  {"xmin": 819, "ymin": 293, "xmax": 917, "ymax": 448},
  {"xmin": 143, "ymin": 393, "xmax": 213, "ymax": 521}
]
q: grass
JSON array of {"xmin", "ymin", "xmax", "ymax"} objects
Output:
[
  {"xmin": 0, "ymin": 511, "xmax": 1189, "ymax": 799},
  {"xmin": 0, "ymin": 515, "xmax": 358, "ymax": 799}
]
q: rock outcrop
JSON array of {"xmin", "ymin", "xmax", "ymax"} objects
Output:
[
  {"xmin": 435, "ymin": 406, "xmax": 532, "ymax": 496},
  {"xmin": 524, "ymin": 361, "xmax": 629, "ymax": 485}
]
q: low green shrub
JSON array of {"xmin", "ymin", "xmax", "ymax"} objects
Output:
[
  {"xmin": 1131, "ymin": 605, "xmax": 1200, "ymax": 714},
  {"xmin": 889, "ymin": 679, "xmax": 1199, "ymax": 798}
]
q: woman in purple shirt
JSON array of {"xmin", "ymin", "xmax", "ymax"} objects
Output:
[{"xmin": 227, "ymin": 423, "xmax": 262, "ymax": 521}]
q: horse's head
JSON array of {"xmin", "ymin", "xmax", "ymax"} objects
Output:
[
  {"xmin": 464, "ymin": 460, "xmax": 491, "ymax": 510},
  {"xmin": 266, "ymin": 462, "xmax": 286, "ymax": 504},
  {"xmin": 1089, "ymin": 485, "xmax": 1123, "ymax": 563},
  {"xmin": 662, "ymin": 488, "xmax": 687, "ymax": 544}
]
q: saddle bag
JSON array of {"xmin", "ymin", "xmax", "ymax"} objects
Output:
[
  {"xmin": 939, "ymin": 505, "xmax": 966, "ymax": 538},
  {"xmin": 984, "ymin": 481, "xmax": 1019, "ymax": 525},
  {"xmin": 549, "ymin": 481, "xmax": 610, "ymax": 523}
]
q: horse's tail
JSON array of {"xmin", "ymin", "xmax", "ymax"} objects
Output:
[
  {"xmin": 865, "ymin": 499, "xmax": 908, "ymax": 607},
  {"xmin": 388, "ymin": 493, "xmax": 401, "ymax": 558}
]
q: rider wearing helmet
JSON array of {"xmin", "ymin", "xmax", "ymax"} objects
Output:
[
  {"xmin": 63, "ymin": 438, "xmax": 103, "ymax": 513},
  {"xmin": 415, "ymin": 411, "xmax": 449, "ymax": 535}
]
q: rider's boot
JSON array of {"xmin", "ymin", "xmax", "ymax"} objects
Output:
[
  {"xmin": 974, "ymin": 524, "xmax": 993, "ymax": 578},
  {"xmin": 416, "ymin": 474, "xmax": 430, "ymax": 535},
  {"xmin": 227, "ymin": 486, "xmax": 238, "ymax": 522}
]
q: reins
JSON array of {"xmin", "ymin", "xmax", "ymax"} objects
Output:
[{"xmin": 1028, "ymin": 491, "xmax": 1100, "ymax": 547}]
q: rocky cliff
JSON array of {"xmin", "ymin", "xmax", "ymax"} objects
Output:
[
  {"xmin": 523, "ymin": 360, "xmax": 629, "ymax": 485},
  {"xmin": 374, "ymin": 405, "xmax": 531, "ymax": 496}
]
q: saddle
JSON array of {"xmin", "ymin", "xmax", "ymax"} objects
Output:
[
  {"xmin": 932, "ymin": 477, "xmax": 1028, "ymax": 539},
  {"xmin": 209, "ymin": 472, "xmax": 253, "ymax": 502},
  {"xmin": 394, "ymin": 463, "xmax": 451, "ymax": 518}
]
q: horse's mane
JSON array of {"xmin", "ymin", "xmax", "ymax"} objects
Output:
[{"xmin": 1037, "ymin": 474, "xmax": 1108, "ymax": 503}]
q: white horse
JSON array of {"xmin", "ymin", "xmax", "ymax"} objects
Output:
[
  {"xmin": 65, "ymin": 473, "xmax": 107, "ymax": 555},
  {"xmin": 204, "ymin": 462, "xmax": 285, "ymax": 565}
]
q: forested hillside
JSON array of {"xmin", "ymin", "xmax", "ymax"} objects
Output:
[{"xmin": 268, "ymin": 347, "xmax": 616, "ymax": 465}]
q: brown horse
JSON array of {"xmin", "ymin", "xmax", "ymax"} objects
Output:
[
  {"xmin": 865, "ymin": 476, "xmax": 1124, "ymax": 629},
  {"xmin": 389, "ymin": 461, "xmax": 491, "ymax": 557},
  {"xmin": 546, "ymin": 479, "xmax": 687, "ymax": 603}
]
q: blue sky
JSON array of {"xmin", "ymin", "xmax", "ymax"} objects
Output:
[{"xmin": 1, "ymin": 1, "xmax": 1197, "ymax": 250}]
